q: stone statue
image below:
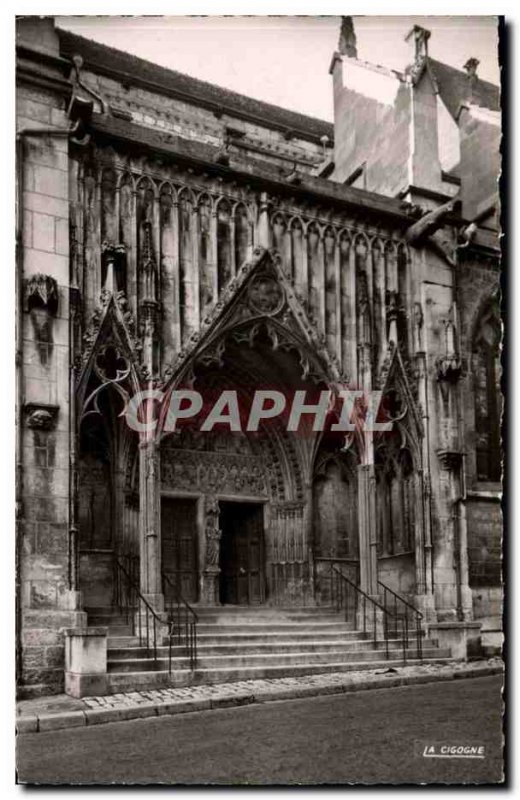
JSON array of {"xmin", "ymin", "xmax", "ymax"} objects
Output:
[{"xmin": 204, "ymin": 495, "xmax": 221, "ymax": 567}]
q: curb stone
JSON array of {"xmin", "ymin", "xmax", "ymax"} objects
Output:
[
  {"xmin": 155, "ymin": 699, "xmax": 211, "ymax": 716},
  {"xmin": 38, "ymin": 711, "xmax": 86, "ymax": 731},
  {"xmin": 210, "ymin": 693, "xmax": 255, "ymax": 709},
  {"xmin": 15, "ymin": 715, "xmax": 38, "ymax": 734},
  {"xmin": 16, "ymin": 663, "xmax": 504, "ymax": 734}
]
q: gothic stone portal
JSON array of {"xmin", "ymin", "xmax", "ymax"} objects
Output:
[{"xmin": 160, "ymin": 426, "xmax": 311, "ymax": 606}]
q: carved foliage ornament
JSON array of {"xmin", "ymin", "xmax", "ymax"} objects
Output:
[{"xmin": 25, "ymin": 274, "xmax": 58, "ymax": 315}]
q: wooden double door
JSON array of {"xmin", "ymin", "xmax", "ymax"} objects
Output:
[
  {"xmin": 219, "ymin": 502, "xmax": 265, "ymax": 605},
  {"xmin": 161, "ymin": 497, "xmax": 198, "ymax": 603}
]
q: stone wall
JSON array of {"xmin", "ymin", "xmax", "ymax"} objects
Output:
[
  {"xmin": 17, "ymin": 26, "xmax": 86, "ymax": 697},
  {"xmin": 466, "ymin": 497, "xmax": 502, "ymax": 587}
]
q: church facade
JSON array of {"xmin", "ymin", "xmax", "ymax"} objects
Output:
[{"xmin": 16, "ymin": 16, "xmax": 502, "ymax": 697}]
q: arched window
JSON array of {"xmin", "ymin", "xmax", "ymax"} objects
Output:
[
  {"xmin": 376, "ymin": 443, "xmax": 416, "ymax": 555},
  {"xmin": 216, "ymin": 199, "xmax": 232, "ymax": 291},
  {"xmin": 313, "ymin": 455, "xmax": 358, "ymax": 559},
  {"xmin": 473, "ymin": 301, "xmax": 502, "ymax": 482},
  {"xmin": 198, "ymin": 195, "xmax": 213, "ymax": 311},
  {"xmin": 234, "ymin": 204, "xmax": 249, "ymax": 270},
  {"xmin": 397, "ymin": 244, "xmax": 410, "ymax": 355}
]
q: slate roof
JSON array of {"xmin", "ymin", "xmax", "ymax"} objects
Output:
[
  {"xmin": 429, "ymin": 58, "xmax": 500, "ymax": 119},
  {"xmin": 58, "ymin": 28, "xmax": 334, "ymax": 143}
]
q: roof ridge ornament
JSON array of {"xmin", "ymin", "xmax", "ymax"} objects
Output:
[
  {"xmin": 463, "ymin": 57, "xmax": 480, "ymax": 102},
  {"xmin": 405, "ymin": 25, "xmax": 431, "ymax": 61},
  {"xmin": 338, "ymin": 16, "xmax": 358, "ymax": 58}
]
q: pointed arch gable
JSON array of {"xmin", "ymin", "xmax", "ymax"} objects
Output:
[
  {"xmin": 378, "ymin": 342, "xmax": 423, "ymax": 463},
  {"xmin": 161, "ymin": 246, "xmax": 344, "ymax": 398},
  {"xmin": 77, "ymin": 293, "xmax": 143, "ymax": 416}
]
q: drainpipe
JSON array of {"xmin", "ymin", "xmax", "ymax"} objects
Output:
[{"xmin": 69, "ymin": 54, "xmax": 109, "ymax": 116}]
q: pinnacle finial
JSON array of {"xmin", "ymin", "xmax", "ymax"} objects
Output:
[
  {"xmin": 405, "ymin": 25, "xmax": 431, "ymax": 61},
  {"xmin": 463, "ymin": 57, "xmax": 480, "ymax": 77},
  {"xmin": 338, "ymin": 16, "xmax": 357, "ymax": 58}
]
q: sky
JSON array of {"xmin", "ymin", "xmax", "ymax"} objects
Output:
[{"xmin": 56, "ymin": 15, "xmax": 500, "ymax": 122}]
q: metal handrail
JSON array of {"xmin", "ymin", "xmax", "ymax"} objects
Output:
[
  {"xmin": 162, "ymin": 573, "xmax": 198, "ymax": 671},
  {"xmin": 378, "ymin": 580, "xmax": 423, "ymax": 618},
  {"xmin": 377, "ymin": 580, "xmax": 423, "ymax": 661},
  {"xmin": 115, "ymin": 556, "xmax": 161, "ymax": 665},
  {"xmin": 331, "ymin": 565, "xmax": 408, "ymax": 664}
]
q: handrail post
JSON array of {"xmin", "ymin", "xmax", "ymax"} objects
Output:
[
  {"xmin": 417, "ymin": 612, "xmax": 422, "ymax": 661},
  {"xmin": 169, "ymin": 623, "xmax": 172, "ymax": 678},
  {"xmin": 162, "ymin": 571, "xmax": 198, "ymax": 672},
  {"xmin": 138, "ymin": 597, "xmax": 142, "ymax": 645}
]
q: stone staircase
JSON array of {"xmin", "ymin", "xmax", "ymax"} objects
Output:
[{"xmin": 86, "ymin": 605, "xmax": 454, "ymax": 695}]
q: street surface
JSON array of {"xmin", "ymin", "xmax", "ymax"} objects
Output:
[{"xmin": 17, "ymin": 675, "xmax": 503, "ymax": 785}]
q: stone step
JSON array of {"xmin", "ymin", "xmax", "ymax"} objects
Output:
[
  {"xmin": 194, "ymin": 605, "xmax": 339, "ymax": 613},
  {"xmin": 108, "ymin": 636, "xmax": 141, "ymax": 647},
  {"xmin": 193, "ymin": 630, "xmax": 372, "ymax": 644},
  {"xmin": 194, "ymin": 622, "xmax": 355, "ymax": 634},
  {"xmin": 195, "ymin": 614, "xmax": 349, "ymax": 626},
  {"xmin": 107, "ymin": 646, "xmax": 447, "ymax": 673},
  {"xmin": 193, "ymin": 609, "xmax": 341, "ymax": 621},
  {"xmin": 108, "ymin": 637, "xmax": 434, "ymax": 660},
  {"xmin": 106, "ymin": 657, "xmax": 455, "ymax": 692},
  {"xmin": 106, "ymin": 629, "xmax": 422, "ymax": 648}
]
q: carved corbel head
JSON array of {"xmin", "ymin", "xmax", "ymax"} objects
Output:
[
  {"xmin": 436, "ymin": 449, "xmax": 463, "ymax": 472},
  {"xmin": 24, "ymin": 402, "xmax": 59, "ymax": 431},
  {"xmin": 436, "ymin": 354, "xmax": 462, "ymax": 402}
]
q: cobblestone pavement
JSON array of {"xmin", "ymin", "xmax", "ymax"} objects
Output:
[
  {"xmin": 17, "ymin": 657, "xmax": 504, "ymax": 732},
  {"xmin": 81, "ymin": 657, "xmax": 503, "ymax": 708}
]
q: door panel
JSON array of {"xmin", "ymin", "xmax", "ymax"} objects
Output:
[
  {"xmin": 161, "ymin": 498, "xmax": 198, "ymax": 602},
  {"xmin": 219, "ymin": 503, "xmax": 265, "ymax": 605}
]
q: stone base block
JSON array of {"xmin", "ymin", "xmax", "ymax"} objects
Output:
[
  {"xmin": 413, "ymin": 593, "xmax": 437, "ymax": 622},
  {"xmin": 64, "ymin": 626, "xmax": 107, "ymax": 697},
  {"xmin": 356, "ymin": 598, "xmax": 385, "ymax": 635},
  {"xmin": 427, "ymin": 621, "xmax": 482, "ymax": 660},
  {"xmin": 65, "ymin": 671, "xmax": 108, "ymax": 698},
  {"xmin": 200, "ymin": 570, "xmax": 220, "ymax": 605}
]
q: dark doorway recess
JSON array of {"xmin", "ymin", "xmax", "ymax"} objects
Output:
[{"xmin": 219, "ymin": 502, "xmax": 265, "ymax": 605}]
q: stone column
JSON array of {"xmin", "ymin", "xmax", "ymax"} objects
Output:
[
  {"xmin": 347, "ymin": 240, "xmax": 358, "ymax": 380},
  {"xmin": 138, "ymin": 437, "xmax": 163, "ymax": 611},
  {"xmin": 257, "ymin": 192, "xmax": 270, "ymax": 249},
  {"xmin": 357, "ymin": 456, "xmax": 378, "ymax": 597},
  {"xmin": 412, "ymin": 299, "xmax": 435, "ymax": 617},
  {"xmin": 437, "ymin": 450, "xmax": 473, "ymax": 621}
]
